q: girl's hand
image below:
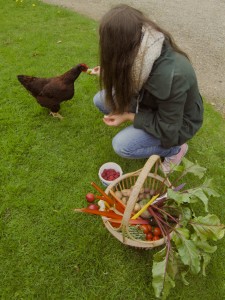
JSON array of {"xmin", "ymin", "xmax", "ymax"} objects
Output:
[
  {"xmin": 103, "ymin": 113, "xmax": 135, "ymax": 127},
  {"xmin": 87, "ymin": 66, "xmax": 100, "ymax": 76}
]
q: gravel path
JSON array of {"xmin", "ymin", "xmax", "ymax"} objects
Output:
[{"xmin": 42, "ymin": 0, "xmax": 225, "ymax": 117}]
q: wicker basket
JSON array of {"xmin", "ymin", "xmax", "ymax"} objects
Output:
[{"xmin": 103, "ymin": 155, "xmax": 172, "ymax": 249}]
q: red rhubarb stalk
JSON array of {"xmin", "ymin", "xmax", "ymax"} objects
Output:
[{"xmin": 74, "ymin": 208, "xmax": 122, "ymax": 219}]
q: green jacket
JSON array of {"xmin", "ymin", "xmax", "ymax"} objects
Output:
[{"xmin": 133, "ymin": 41, "xmax": 204, "ymax": 148}]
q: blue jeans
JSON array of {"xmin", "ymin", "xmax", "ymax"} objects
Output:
[{"xmin": 93, "ymin": 90, "xmax": 181, "ymax": 159}]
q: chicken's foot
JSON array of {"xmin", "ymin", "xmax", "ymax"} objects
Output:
[{"xmin": 50, "ymin": 112, "xmax": 64, "ymax": 120}]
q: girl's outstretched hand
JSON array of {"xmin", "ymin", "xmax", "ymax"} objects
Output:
[
  {"xmin": 103, "ymin": 113, "xmax": 135, "ymax": 127},
  {"xmin": 87, "ymin": 66, "xmax": 100, "ymax": 76}
]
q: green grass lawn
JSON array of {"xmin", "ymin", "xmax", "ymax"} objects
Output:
[{"xmin": 1, "ymin": 1, "xmax": 225, "ymax": 299}]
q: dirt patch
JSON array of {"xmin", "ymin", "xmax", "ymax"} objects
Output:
[{"xmin": 42, "ymin": 0, "xmax": 225, "ymax": 117}]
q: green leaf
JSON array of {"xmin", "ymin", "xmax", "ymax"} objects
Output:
[
  {"xmin": 193, "ymin": 237, "xmax": 217, "ymax": 254},
  {"xmin": 190, "ymin": 214, "xmax": 225, "ymax": 241},
  {"xmin": 190, "ymin": 232, "xmax": 216, "ymax": 276},
  {"xmin": 175, "ymin": 227, "xmax": 190, "ymax": 238},
  {"xmin": 152, "ymin": 248, "xmax": 166, "ymax": 298},
  {"xmin": 189, "ymin": 188, "xmax": 209, "ymax": 212},
  {"xmin": 154, "ymin": 247, "xmax": 167, "ymax": 261},
  {"xmin": 169, "ymin": 183, "xmax": 217, "ymax": 213},
  {"xmin": 201, "ymin": 253, "xmax": 211, "ymax": 276},
  {"xmin": 201, "ymin": 178, "xmax": 220, "ymax": 198},
  {"xmin": 167, "ymin": 189, "xmax": 191, "ymax": 205},
  {"xmin": 173, "ymin": 164, "xmax": 185, "ymax": 172},
  {"xmin": 152, "ymin": 247, "xmax": 177, "ymax": 299},
  {"xmin": 161, "ymin": 274, "xmax": 176, "ymax": 300},
  {"xmin": 180, "ymin": 206, "xmax": 193, "ymax": 226},
  {"xmin": 152, "ymin": 257, "xmax": 167, "ymax": 298},
  {"xmin": 173, "ymin": 228, "xmax": 201, "ymax": 274},
  {"xmin": 181, "ymin": 270, "xmax": 190, "ymax": 285},
  {"xmin": 184, "ymin": 179, "xmax": 220, "ymax": 212},
  {"xmin": 181, "ymin": 158, "xmax": 207, "ymax": 178}
]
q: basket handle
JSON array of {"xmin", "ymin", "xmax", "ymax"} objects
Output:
[{"xmin": 121, "ymin": 155, "xmax": 161, "ymax": 228}]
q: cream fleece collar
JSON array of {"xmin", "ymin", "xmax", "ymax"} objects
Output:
[{"xmin": 132, "ymin": 25, "xmax": 165, "ymax": 93}]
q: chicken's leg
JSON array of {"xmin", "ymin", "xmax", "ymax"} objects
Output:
[{"xmin": 49, "ymin": 112, "xmax": 63, "ymax": 119}]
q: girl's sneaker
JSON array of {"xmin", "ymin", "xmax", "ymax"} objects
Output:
[{"xmin": 161, "ymin": 143, "xmax": 188, "ymax": 174}]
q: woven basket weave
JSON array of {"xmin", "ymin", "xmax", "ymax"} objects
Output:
[{"xmin": 103, "ymin": 155, "xmax": 172, "ymax": 249}]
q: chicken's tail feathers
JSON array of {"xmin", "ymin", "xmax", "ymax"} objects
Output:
[
  {"xmin": 17, "ymin": 75, "xmax": 38, "ymax": 89},
  {"xmin": 17, "ymin": 75, "xmax": 40, "ymax": 97},
  {"xmin": 17, "ymin": 75, "xmax": 24, "ymax": 83},
  {"xmin": 17, "ymin": 75, "xmax": 30, "ymax": 86}
]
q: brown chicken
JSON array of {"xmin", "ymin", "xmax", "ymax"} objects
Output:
[{"xmin": 17, "ymin": 63, "xmax": 89, "ymax": 119}]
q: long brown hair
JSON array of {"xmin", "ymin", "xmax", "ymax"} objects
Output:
[{"xmin": 99, "ymin": 4, "xmax": 189, "ymax": 113}]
